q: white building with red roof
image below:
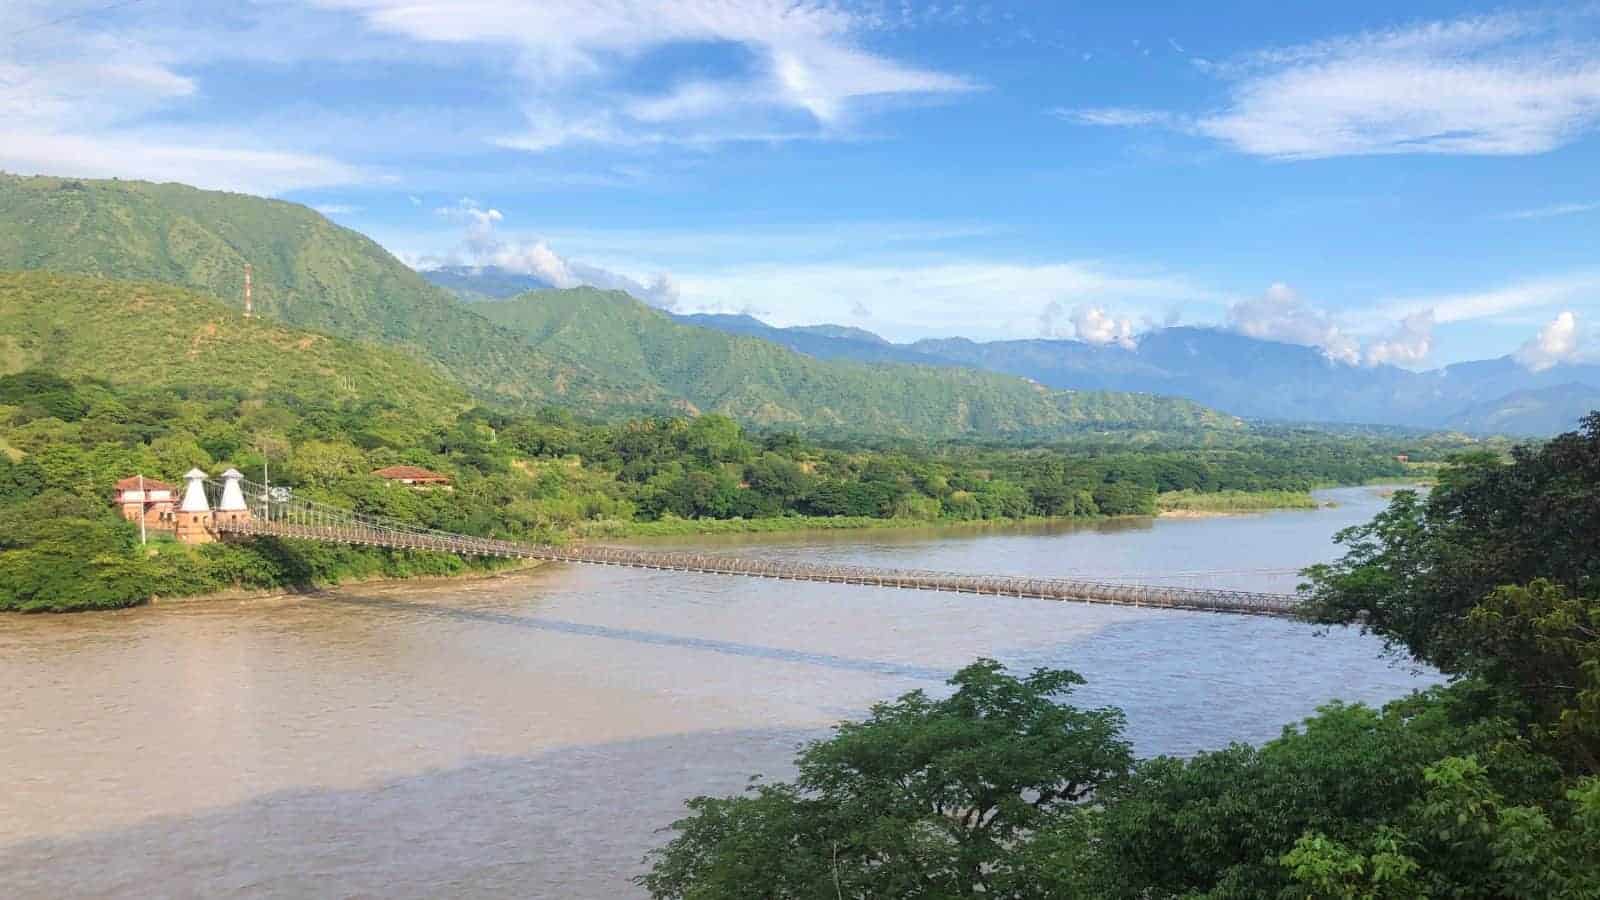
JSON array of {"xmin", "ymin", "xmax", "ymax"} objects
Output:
[{"xmin": 113, "ymin": 476, "xmax": 176, "ymax": 529}]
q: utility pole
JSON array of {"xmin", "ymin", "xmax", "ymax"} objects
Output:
[{"xmin": 243, "ymin": 263, "xmax": 253, "ymax": 318}]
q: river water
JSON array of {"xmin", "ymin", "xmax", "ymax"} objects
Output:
[{"xmin": 1, "ymin": 486, "xmax": 1438, "ymax": 898}]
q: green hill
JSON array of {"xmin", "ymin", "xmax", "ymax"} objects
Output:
[
  {"xmin": 477, "ymin": 287, "xmax": 1238, "ymax": 436},
  {"xmin": 0, "ymin": 172, "xmax": 635, "ymax": 411},
  {"xmin": 0, "ymin": 271, "xmax": 468, "ymax": 427},
  {"xmin": 0, "ymin": 172, "xmax": 1235, "ymax": 438}
]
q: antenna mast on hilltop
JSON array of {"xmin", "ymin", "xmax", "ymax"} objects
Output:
[{"xmin": 243, "ymin": 263, "xmax": 253, "ymax": 318}]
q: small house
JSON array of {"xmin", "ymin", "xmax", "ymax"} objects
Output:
[
  {"xmin": 373, "ymin": 465, "xmax": 453, "ymax": 490},
  {"xmin": 114, "ymin": 476, "xmax": 176, "ymax": 528}
]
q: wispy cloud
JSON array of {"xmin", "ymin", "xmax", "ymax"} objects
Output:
[
  {"xmin": 314, "ymin": 0, "xmax": 975, "ymax": 151},
  {"xmin": 1495, "ymin": 201, "xmax": 1600, "ymax": 221},
  {"xmin": 1064, "ymin": 10, "xmax": 1600, "ymax": 159},
  {"xmin": 1053, "ymin": 107, "xmax": 1172, "ymax": 127},
  {"xmin": 1380, "ymin": 271, "xmax": 1600, "ymax": 324},
  {"xmin": 0, "ymin": 2, "xmax": 372, "ymax": 194}
]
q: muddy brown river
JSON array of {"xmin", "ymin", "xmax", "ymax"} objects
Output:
[{"xmin": 0, "ymin": 487, "xmax": 1439, "ymax": 898}]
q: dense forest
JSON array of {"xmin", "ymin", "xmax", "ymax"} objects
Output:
[
  {"xmin": 0, "ymin": 363, "xmax": 1444, "ymax": 612},
  {"xmin": 639, "ymin": 416, "xmax": 1600, "ymax": 898}
]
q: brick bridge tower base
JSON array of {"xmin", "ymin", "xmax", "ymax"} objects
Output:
[{"xmin": 174, "ymin": 468, "xmax": 217, "ymax": 545}]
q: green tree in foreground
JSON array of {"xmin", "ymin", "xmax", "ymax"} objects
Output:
[
  {"xmin": 639, "ymin": 673, "xmax": 1600, "ymax": 899},
  {"xmin": 637, "ymin": 660, "xmax": 1131, "ymax": 899},
  {"xmin": 1305, "ymin": 412, "xmax": 1600, "ymax": 773},
  {"xmin": 642, "ymin": 415, "xmax": 1600, "ymax": 898}
]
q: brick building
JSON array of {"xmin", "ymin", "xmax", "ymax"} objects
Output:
[{"xmin": 113, "ymin": 476, "xmax": 176, "ymax": 529}]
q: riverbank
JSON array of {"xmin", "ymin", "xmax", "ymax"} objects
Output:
[
  {"xmin": 1, "ymin": 487, "xmax": 1369, "ymax": 614},
  {"xmin": 149, "ymin": 558, "xmax": 548, "ymax": 606},
  {"xmin": 1155, "ymin": 489, "xmax": 1320, "ymax": 517},
  {"xmin": 576, "ymin": 489, "xmax": 1330, "ymax": 538},
  {"xmin": 575, "ymin": 514, "xmax": 1036, "ymax": 539}
]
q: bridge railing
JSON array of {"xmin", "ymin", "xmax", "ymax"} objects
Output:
[{"xmin": 203, "ymin": 477, "xmax": 1302, "ymax": 616}]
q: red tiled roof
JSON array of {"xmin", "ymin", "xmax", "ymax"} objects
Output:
[
  {"xmin": 115, "ymin": 476, "xmax": 175, "ymax": 491},
  {"xmin": 372, "ymin": 465, "xmax": 451, "ymax": 482}
]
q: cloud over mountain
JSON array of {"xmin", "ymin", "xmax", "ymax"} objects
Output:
[
  {"xmin": 421, "ymin": 199, "xmax": 680, "ymax": 309},
  {"xmin": 1227, "ymin": 284, "xmax": 1361, "ymax": 365},
  {"xmin": 1363, "ymin": 310, "xmax": 1435, "ymax": 367},
  {"xmin": 1514, "ymin": 311, "xmax": 1584, "ymax": 372}
]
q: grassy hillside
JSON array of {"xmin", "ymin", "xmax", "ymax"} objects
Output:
[
  {"xmin": 0, "ymin": 271, "xmax": 469, "ymax": 427},
  {"xmin": 0, "ymin": 172, "xmax": 638, "ymax": 411},
  {"xmin": 0, "ymin": 173, "xmax": 1235, "ymax": 438},
  {"xmin": 477, "ymin": 287, "xmax": 1239, "ymax": 437}
]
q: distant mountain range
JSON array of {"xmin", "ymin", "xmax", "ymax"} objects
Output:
[
  {"xmin": 473, "ymin": 287, "xmax": 1236, "ymax": 436},
  {"xmin": 659, "ymin": 310, "xmax": 1600, "ymax": 436},
  {"xmin": 422, "ymin": 265, "xmax": 554, "ymax": 301},
  {"xmin": 0, "ymin": 174, "xmax": 1230, "ymax": 439},
  {"xmin": 4, "ymin": 173, "xmax": 1585, "ymax": 438}
]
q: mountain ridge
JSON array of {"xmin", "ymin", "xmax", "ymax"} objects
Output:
[
  {"xmin": 657, "ymin": 307, "xmax": 1595, "ymax": 435},
  {"xmin": 477, "ymin": 287, "xmax": 1241, "ymax": 437},
  {"xmin": 0, "ymin": 173, "xmax": 1235, "ymax": 439}
]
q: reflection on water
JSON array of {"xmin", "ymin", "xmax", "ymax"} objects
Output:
[{"xmin": 0, "ymin": 486, "xmax": 1438, "ymax": 898}]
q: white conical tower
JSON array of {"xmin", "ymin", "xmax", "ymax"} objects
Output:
[
  {"xmin": 216, "ymin": 468, "xmax": 252, "ymax": 529},
  {"xmin": 179, "ymin": 469, "xmax": 210, "ymax": 512},
  {"xmin": 175, "ymin": 469, "xmax": 217, "ymax": 544},
  {"xmin": 218, "ymin": 469, "xmax": 247, "ymax": 511}
]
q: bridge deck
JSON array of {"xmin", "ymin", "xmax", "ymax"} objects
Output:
[{"xmin": 215, "ymin": 519, "xmax": 1302, "ymax": 618}]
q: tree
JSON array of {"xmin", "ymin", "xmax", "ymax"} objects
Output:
[
  {"xmin": 639, "ymin": 660, "xmax": 1131, "ymax": 899},
  {"xmin": 1464, "ymin": 580, "xmax": 1600, "ymax": 773},
  {"xmin": 1305, "ymin": 414, "xmax": 1600, "ymax": 773}
]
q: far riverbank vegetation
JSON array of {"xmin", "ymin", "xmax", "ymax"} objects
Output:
[{"xmin": 1, "ymin": 370, "xmax": 1486, "ymax": 612}]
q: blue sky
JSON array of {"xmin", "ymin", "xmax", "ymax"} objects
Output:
[{"xmin": 4, "ymin": 1, "xmax": 1599, "ymax": 367}]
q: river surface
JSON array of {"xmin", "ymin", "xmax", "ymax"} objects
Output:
[{"xmin": 1, "ymin": 486, "xmax": 1439, "ymax": 898}]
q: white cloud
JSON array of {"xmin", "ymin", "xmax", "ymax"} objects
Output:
[
  {"xmin": 1363, "ymin": 309, "xmax": 1435, "ymax": 367},
  {"xmin": 1068, "ymin": 305, "xmax": 1138, "ymax": 348},
  {"xmin": 1053, "ymin": 107, "xmax": 1172, "ymax": 127},
  {"xmin": 0, "ymin": 5, "xmax": 371, "ymax": 195},
  {"xmin": 313, "ymin": 203, "xmax": 358, "ymax": 215},
  {"xmin": 1226, "ymin": 283, "xmax": 1361, "ymax": 364},
  {"xmin": 1497, "ymin": 201, "xmax": 1600, "ymax": 221},
  {"xmin": 0, "ymin": 131, "xmax": 367, "ymax": 195},
  {"xmin": 1514, "ymin": 311, "xmax": 1583, "ymax": 371},
  {"xmin": 420, "ymin": 200, "xmax": 680, "ymax": 308},
  {"xmin": 314, "ymin": 0, "xmax": 974, "ymax": 150},
  {"xmin": 1382, "ymin": 271, "xmax": 1600, "ymax": 324},
  {"xmin": 1069, "ymin": 11, "xmax": 1600, "ymax": 159},
  {"xmin": 1226, "ymin": 284, "xmax": 1447, "ymax": 367}
]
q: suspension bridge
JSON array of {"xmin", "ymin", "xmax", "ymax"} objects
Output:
[{"xmin": 149, "ymin": 469, "xmax": 1306, "ymax": 619}]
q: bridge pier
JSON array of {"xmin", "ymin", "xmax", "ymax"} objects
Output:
[
  {"xmin": 174, "ymin": 468, "xmax": 217, "ymax": 545},
  {"xmin": 215, "ymin": 468, "xmax": 252, "ymax": 531}
]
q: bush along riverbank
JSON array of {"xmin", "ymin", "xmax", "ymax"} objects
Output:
[{"xmin": 1156, "ymin": 488, "xmax": 1320, "ymax": 515}]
